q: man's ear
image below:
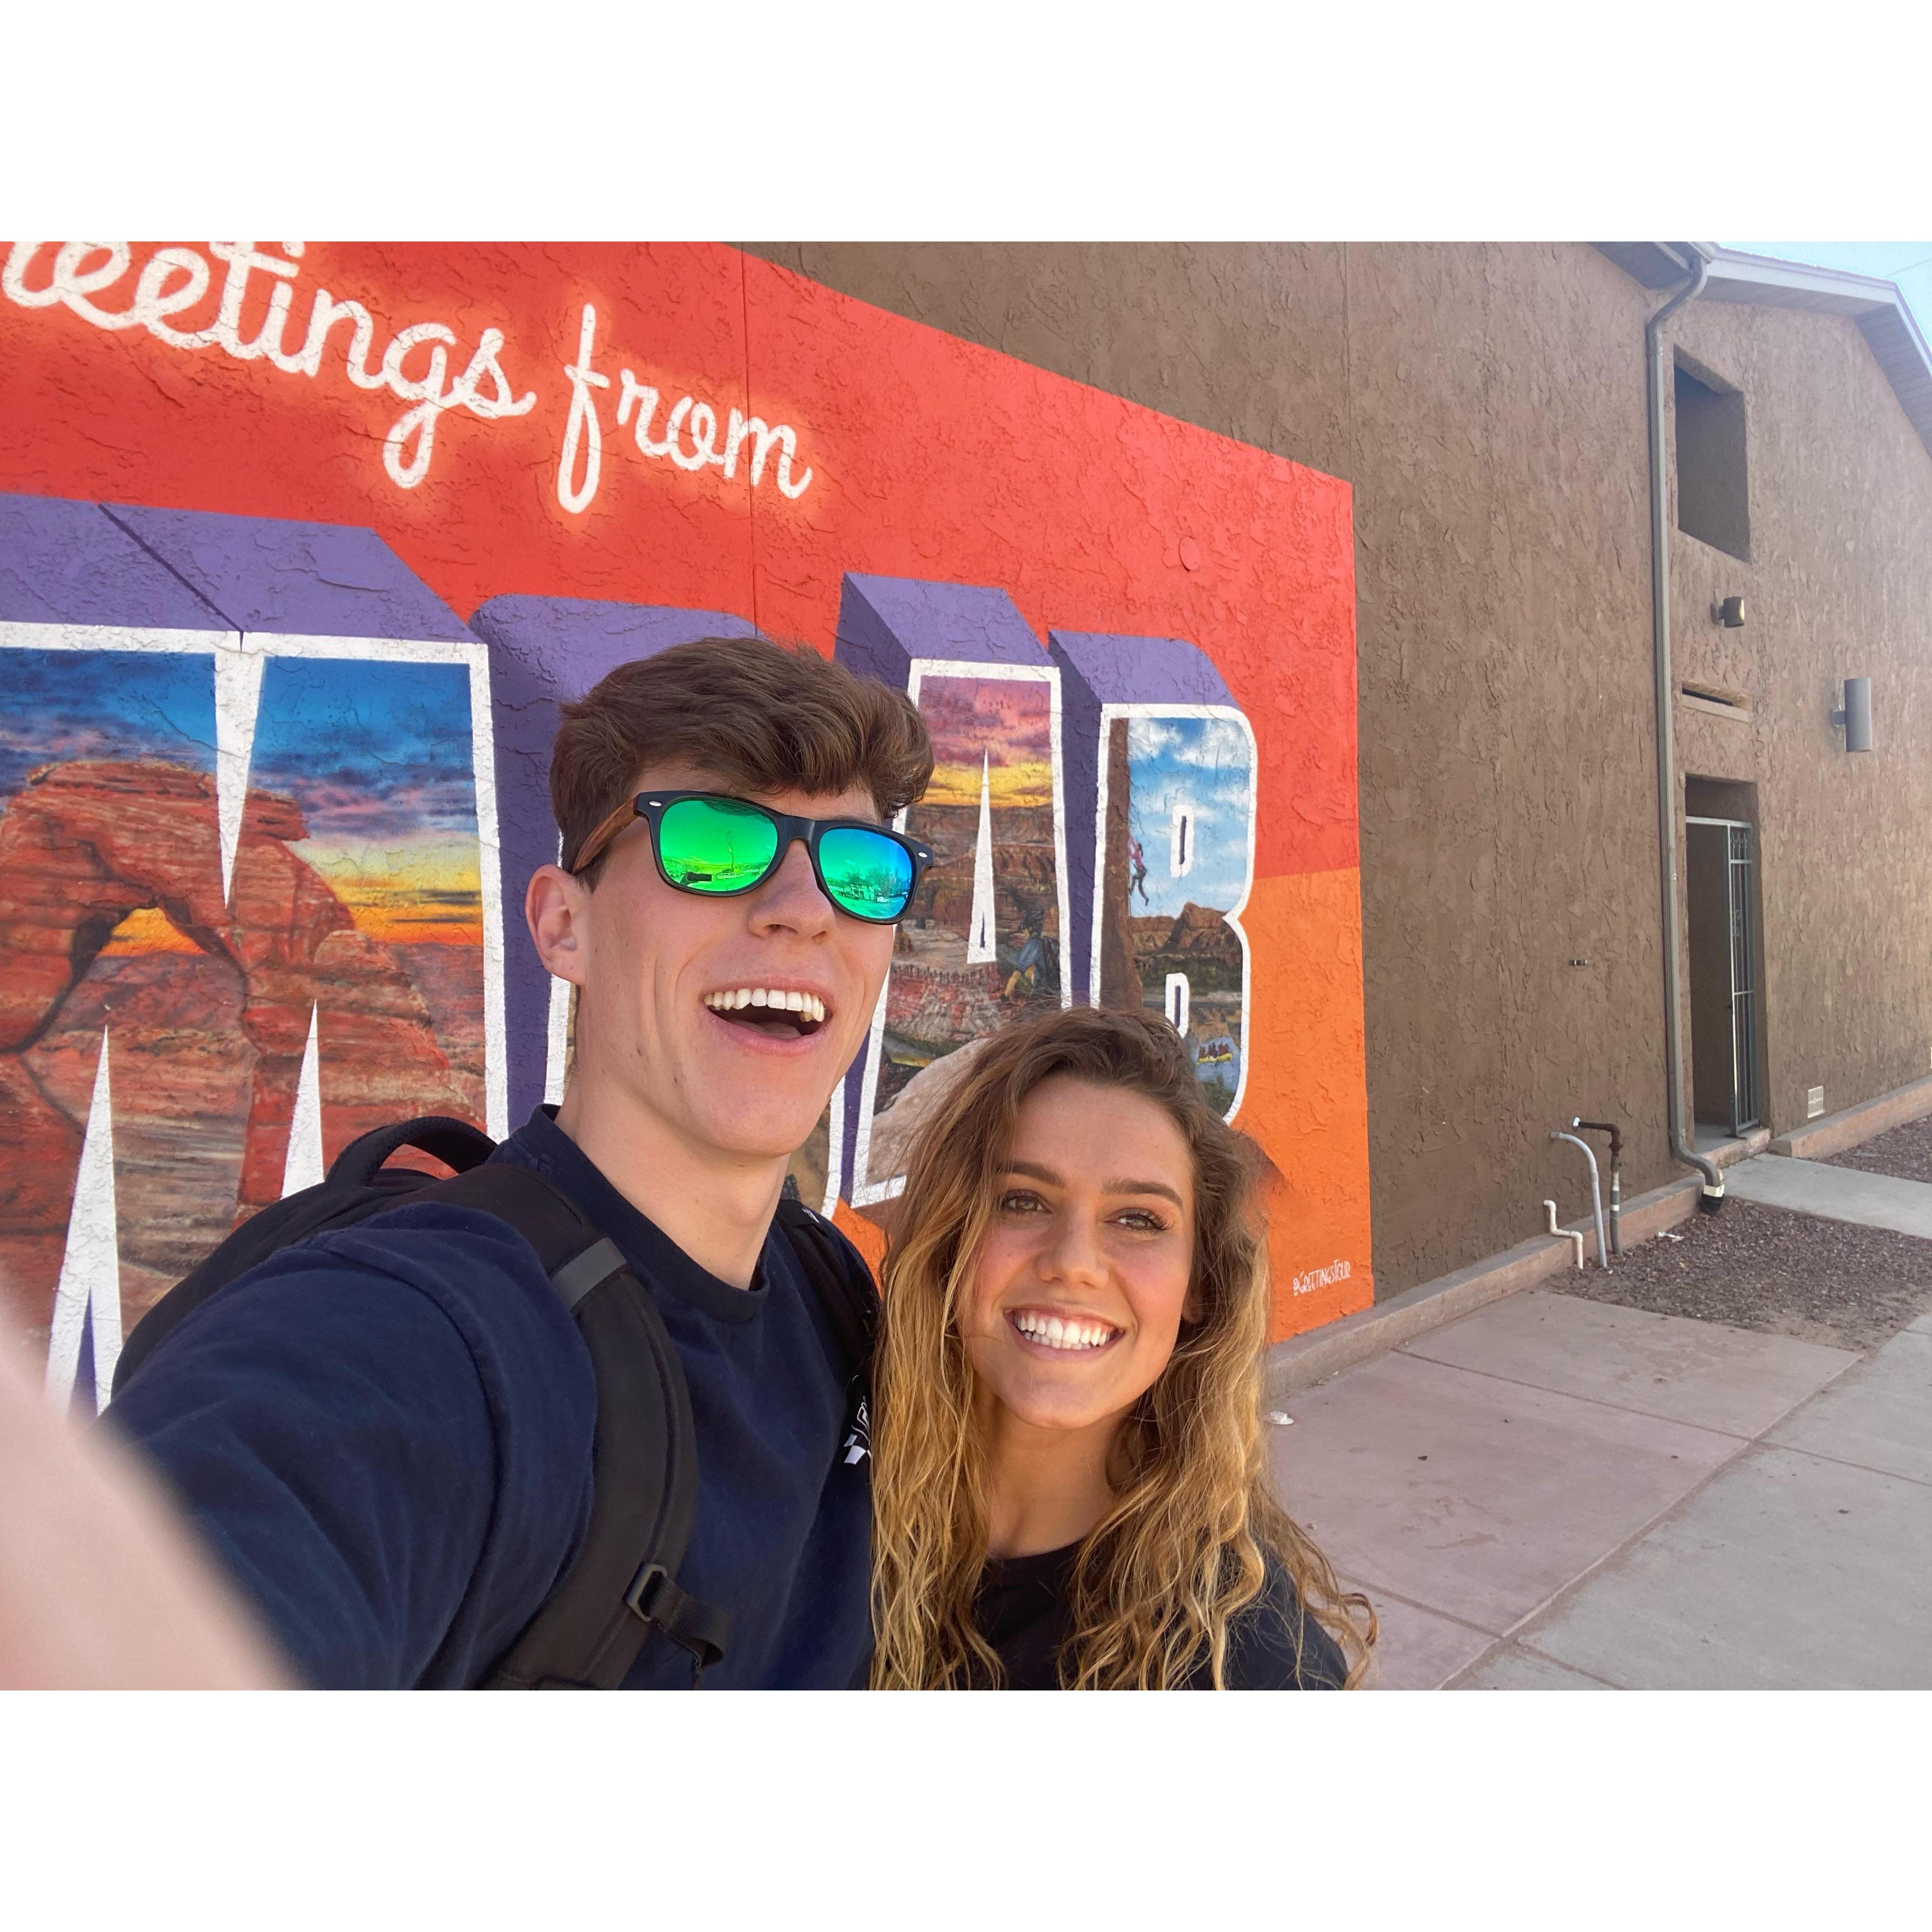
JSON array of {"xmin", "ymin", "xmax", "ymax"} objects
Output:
[{"xmin": 526, "ymin": 865, "xmax": 589, "ymax": 985}]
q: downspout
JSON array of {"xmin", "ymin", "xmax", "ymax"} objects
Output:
[{"xmin": 1645, "ymin": 252, "xmax": 1725, "ymax": 1208}]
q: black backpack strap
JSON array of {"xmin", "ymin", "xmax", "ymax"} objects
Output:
[
  {"xmin": 326, "ymin": 1115, "xmax": 499, "ymax": 1188},
  {"xmin": 113, "ymin": 1115, "xmax": 502, "ymax": 1398},
  {"xmin": 774, "ymin": 1197, "xmax": 877, "ymax": 1386},
  {"xmin": 426, "ymin": 1163, "xmax": 728, "ymax": 1689}
]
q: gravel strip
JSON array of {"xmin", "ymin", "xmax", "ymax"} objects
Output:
[
  {"xmin": 1820, "ymin": 1111, "xmax": 1932, "ymax": 1186},
  {"xmin": 1552, "ymin": 1196, "xmax": 1932, "ymax": 1354}
]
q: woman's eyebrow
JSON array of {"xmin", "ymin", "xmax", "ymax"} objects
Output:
[
  {"xmin": 1003, "ymin": 1160, "xmax": 1184, "ymax": 1209},
  {"xmin": 1104, "ymin": 1178, "xmax": 1185, "ymax": 1208},
  {"xmin": 1001, "ymin": 1160, "xmax": 1063, "ymax": 1186}
]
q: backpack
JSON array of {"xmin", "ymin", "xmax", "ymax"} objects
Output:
[{"xmin": 110, "ymin": 1113, "xmax": 877, "ymax": 1690}]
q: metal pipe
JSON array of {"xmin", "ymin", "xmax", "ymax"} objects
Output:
[
  {"xmin": 1573, "ymin": 1118, "xmax": 1623, "ymax": 1255},
  {"xmin": 1550, "ymin": 1129, "xmax": 1610, "ymax": 1268},
  {"xmin": 1645, "ymin": 253, "xmax": 1725, "ymax": 1210}
]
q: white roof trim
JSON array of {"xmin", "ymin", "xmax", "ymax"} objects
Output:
[
  {"xmin": 1702, "ymin": 248, "xmax": 1907, "ymax": 316},
  {"xmin": 1596, "ymin": 243, "xmax": 1932, "ymax": 462}
]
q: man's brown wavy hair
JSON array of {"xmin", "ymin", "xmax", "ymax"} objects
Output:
[
  {"xmin": 869, "ymin": 1004, "xmax": 1377, "ymax": 1689},
  {"xmin": 550, "ymin": 636, "xmax": 933, "ymax": 881}
]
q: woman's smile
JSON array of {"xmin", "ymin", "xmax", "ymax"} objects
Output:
[{"xmin": 1006, "ymin": 1307, "xmax": 1122, "ymax": 1354}]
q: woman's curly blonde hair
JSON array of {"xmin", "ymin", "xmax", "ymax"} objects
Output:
[{"xmin": 868, "ymin": 1005, "xmax": 1375, "ymax": 1689}]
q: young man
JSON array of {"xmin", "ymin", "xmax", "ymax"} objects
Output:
[{"xmin": 109, "ymin": 637, "xmax": 933, "ymax": 1688}]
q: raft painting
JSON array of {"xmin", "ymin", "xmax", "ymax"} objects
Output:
[{"xmin": 1, "ymin": 240, "xmax": 1370, "ymax": 1357}]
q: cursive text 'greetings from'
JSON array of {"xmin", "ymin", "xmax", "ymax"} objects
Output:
[
  {"xmin": 3, "ymin": 242, "xmax": 536, "ymax": 490},
  {"xmin": 556, "ymin": 303, "xmax": 814, "ymax": 515}
]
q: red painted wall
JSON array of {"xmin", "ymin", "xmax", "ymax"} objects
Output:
[{"xmin": 0, "ymin": 241, "xmax": 1370, "ymax": 1339}]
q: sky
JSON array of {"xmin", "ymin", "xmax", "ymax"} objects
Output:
[
  {"xmin": 248, "ymin": 656, "xmax": 483, "ymax": 944},
  {"xmin": 1126, "ymin": 715, "xmax": 1254, "ymax": 922},
  {"xmin": 249, "ymin": 657, "xmax": 480, "ymax": 842},
  {"xmin": 1724, "ymin": 242, "xmax": 1932, "ymax": 344}
]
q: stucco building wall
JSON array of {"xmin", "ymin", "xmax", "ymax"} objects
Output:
[
  {"xmin": 747, "ymin": 243, "xmax": 1932, "ymax": 1294},
  {"xmin": 1667, "ymin": 297, "xmax": 1932, "ymax": 1138}
]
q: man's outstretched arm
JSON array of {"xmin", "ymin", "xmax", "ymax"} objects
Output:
[
  {"xmin": 0, "ymin": 1333, "xmax": 290, "ymax": 1689},
  {"xmin": 106, "ymin": 1207, "xmax": 596, "ymax": 1689}
]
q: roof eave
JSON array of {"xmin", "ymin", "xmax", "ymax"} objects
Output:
[{"xmin": 1593, "ymin": 243, "xmax": 1932, "ymax": 464}]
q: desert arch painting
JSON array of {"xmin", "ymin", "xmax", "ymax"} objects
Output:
[{"xmin": 0, "ymin": 492, "xmax": 502, "ymax": 1408}]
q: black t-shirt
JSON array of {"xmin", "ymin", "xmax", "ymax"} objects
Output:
[
  {"xmin": 110, "ymin": 1106, "xmax": 875, "ymax": 1689},
  {"xmin": 975, "ymin": 1540, "xmax": 1348, "ymax": 1690}
]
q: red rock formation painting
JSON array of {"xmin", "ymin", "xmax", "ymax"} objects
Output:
[
  {"xmin": 0, "ymin": 757, "xmax": 474, "ymax": 1338},
  {"xmin": 1131, "ymin": 902, "xmax": 1244, "ymax": 994}
]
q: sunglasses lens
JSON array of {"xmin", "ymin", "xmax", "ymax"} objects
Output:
[
  {"xmin": 657, "ymin": 797, "xmax": 780, "ymax": 893},
  {"xmin": 817, "ymin": 826, "xmax": 916, "ymax": 921}
]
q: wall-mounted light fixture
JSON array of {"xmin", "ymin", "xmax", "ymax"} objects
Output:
[
  {"xmin": 1831, "ymin": 676, "xmax": 1873, "ymax": 753},
  {"xmin": 1715, "ymin": 596, "xmax": 1746, "ymax": 628}
]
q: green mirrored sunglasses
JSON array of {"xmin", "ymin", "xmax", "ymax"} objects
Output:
[{"xmin": 569, "ymin": 791, "xmax": 934, "ymax": 925}]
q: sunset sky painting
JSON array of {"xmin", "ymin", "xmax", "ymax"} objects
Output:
[
  {"xmin": 0, "ymin": 647, "xmax": 217, "ymax": 806},
  {"xmin": 249, "ymin": 656, "xmax": 484, "ymax": 948},
  {"xmin": 914, "ymin": 675, "xmax": 1056, "ymax": 807}
]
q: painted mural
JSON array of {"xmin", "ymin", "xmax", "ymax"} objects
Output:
[
  {"xmin": 0, "ymin": 494, "xmax": 500, "ymax": 1408},
  {"xmin": 1, "ymin": 240, "xmax": 1371, "ymax": 1386},
  {"xmin": 1110, "ymin": 713, "xmax": 1256, "ymax": 1116}
]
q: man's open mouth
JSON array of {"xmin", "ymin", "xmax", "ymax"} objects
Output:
[{"xmin": 702, "ymin": 986, "xmax": 829, "ymax": 1041}]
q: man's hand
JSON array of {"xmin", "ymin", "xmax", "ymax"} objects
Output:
[{"xmin": 0, "ymin": 1338, "xmax": 292, "ymax": 1689}]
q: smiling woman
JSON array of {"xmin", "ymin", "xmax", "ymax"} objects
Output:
[{"xmin": 868, "ymin": 1005, "xmax": 1377, "ymax": 1690}]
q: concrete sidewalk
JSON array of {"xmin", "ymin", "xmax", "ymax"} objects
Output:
[
  {"xmin": 1725, "ymin": 1152, "xmax": 1932, "ymax": 1239},
  {"xmin": 1271, "ymin": 1290, "xmax": 1932, "ymax": 1688}
]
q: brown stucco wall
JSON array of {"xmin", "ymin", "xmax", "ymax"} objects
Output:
[
  {"xmin": 745, "ymin": 243, "xmax": 1932, "ymax": 1295},
  {"xmin": 1667, "ymin": 298, "xmax": 1932, "ymax": 1140}
]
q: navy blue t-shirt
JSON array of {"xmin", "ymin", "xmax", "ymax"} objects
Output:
[{"xmin": 107, "ymin": 1108, "xmax": 874, "ymax": 1690}]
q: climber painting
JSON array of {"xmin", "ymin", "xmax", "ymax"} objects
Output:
[
  {"xmin": 0, "ymin": 493, "xmax": 499, "ymax": 1394},
  {"xmin": 1105, "ymin": 712, "xmax": 1256, "ymax": 1118},
  {"xmin": 851, "ymin": 670, "xmax": 1061, "ymax": 1179}
]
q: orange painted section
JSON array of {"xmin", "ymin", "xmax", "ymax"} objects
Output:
[
  {"xmin": 98, "ymin": 907, "xmax": 202, "ymax": 956},
  {"xmin": 830, "ymin": 1199, "xmax": 888, "ymax": 1278},
  {"xmin": 1239, "ymin": 867, "xmax": 1375, "ymax": 1340}
]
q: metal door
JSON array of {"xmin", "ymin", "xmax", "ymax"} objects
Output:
[
  {"xmin": 1724, "ymin": 823, "xmax": 1760, "ymax": 1131},
  {"xmin": 1688, "ymin": 815, "xmax": 1760, "ymax": 1134}
]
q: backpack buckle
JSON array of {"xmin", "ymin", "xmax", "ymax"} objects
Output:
[
  {"xmin": 624, "ymin": 1563, "xmax": 674, "ymax": 1624},
  {"xmin": 624, "ymin": 1562, "xmax": 731, "ymax": 1686}
]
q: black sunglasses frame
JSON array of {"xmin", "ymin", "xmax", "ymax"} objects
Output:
[{"xmin": 572, "ymin": 790, "xmax": 935, "ymax": 925}]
